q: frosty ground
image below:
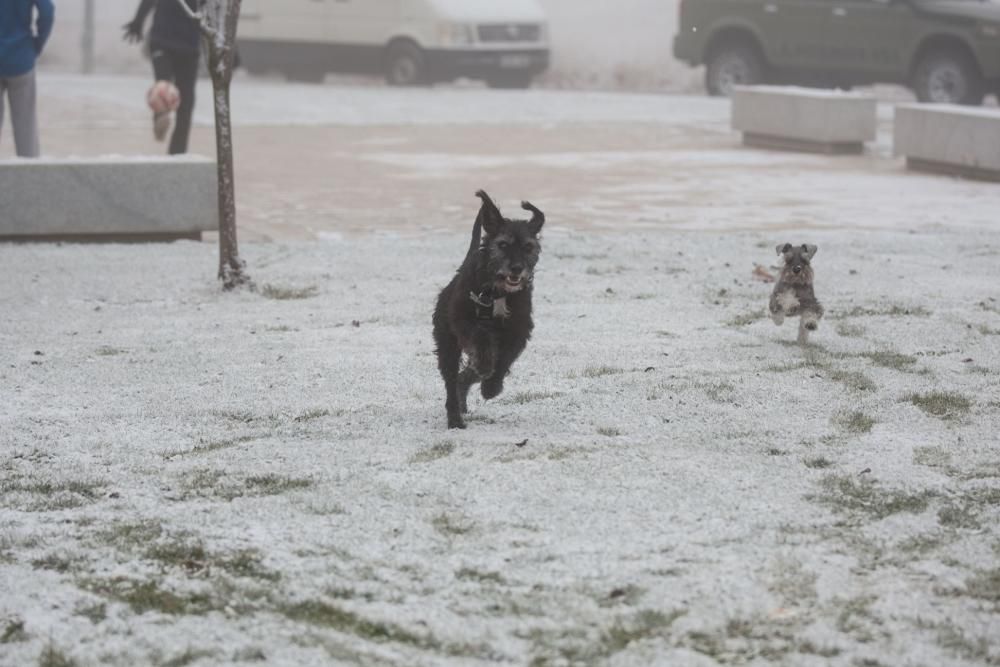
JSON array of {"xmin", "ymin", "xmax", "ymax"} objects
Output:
[{"xmin": 2, "ymin": 76, "xmax": 1000, "ymax": 666}]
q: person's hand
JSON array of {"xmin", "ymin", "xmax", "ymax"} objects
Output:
[{"xmin": 122, "ymin": 20, "xmax": 143, "ymax": 43}]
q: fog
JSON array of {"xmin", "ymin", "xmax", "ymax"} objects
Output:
[{"xmin": 40, "ymin": 0, "xmax": 695, "ymax": 90}]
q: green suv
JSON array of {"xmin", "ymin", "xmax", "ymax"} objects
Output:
[{"xmin": 674, "ymin": 0, "xmax": 1000, "ymax": 105}]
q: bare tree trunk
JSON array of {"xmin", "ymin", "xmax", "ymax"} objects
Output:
[
  {"xmin": 178, "ymin": 0, "xmax": 250, "ymax": 290},
  {"xmin": 211, "ymin": 78, "xmax": 248, "ymax": 289}
]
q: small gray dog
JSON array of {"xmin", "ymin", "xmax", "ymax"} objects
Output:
[{"xmin": 770, "ymin": 243, "xmax": 824, "ymax": 344}]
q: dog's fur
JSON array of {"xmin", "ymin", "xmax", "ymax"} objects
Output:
[
  {"xmin": 769, "ymin": 243, "xmax": 824, "ymax": 344},
  {"xmin": 432, "ymin": 191, "xmax": 544, "ymax": 429}
]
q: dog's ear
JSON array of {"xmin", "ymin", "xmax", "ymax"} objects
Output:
[
  {"xmin": 475, "ymin": 190, "xmax": 503, "ymax": 237},
  {"xmin": 522, "ymin": 201, "xmax": 545, "ymax": 237},
  {"xmin": 803, "ymin": 244, "xmax": 818, "ymax": 260},
  {"xmin": 776, "ymin": 243, "xmax": 791, "ymax": 256}
]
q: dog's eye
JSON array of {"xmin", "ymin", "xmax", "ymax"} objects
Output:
[{"xmin": 498, "ymin": 241, "xmax": 509, "ymax": 249}]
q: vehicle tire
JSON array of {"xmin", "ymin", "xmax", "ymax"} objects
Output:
[
  {"xmin": 385, "ymin": 42, "xmax": 426, "ymax": 86},
  {"xmin": 705, "ymin": 43, "xmax": 765, "ymax": 97},
  {"xmin": 485, "ymin": 72, "xmax": 534, "ymax": 89},
  {"xmin": 912, "ymin": 51, "xmax": 985, "ymax": 106}
]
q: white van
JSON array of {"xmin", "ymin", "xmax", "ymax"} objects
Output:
[{"xmin": 237, "ymin": 0, "xmax": 550, "ymax": 89}]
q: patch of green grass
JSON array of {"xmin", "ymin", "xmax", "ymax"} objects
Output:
[
  {"xmin": 963, "ymin": 568, "xmax": 1000, "ymax": 603},
  {"xmin": 835, "ymin": 595, "xmax": 883, "ymax": 643},
  {"xmin": 432, "ymin": 513, "xmax": 475, "ymax": 537},
  {"xmin": 838, "ymin": 411, "xmax": 876, "ymax": 435},
  {"xmin": 526, "ymin": 609, "xmax": 684, "ymax": 664},
  {"xmin": 835, "ymin": 323, "xmax": 866, "ymax": 338},
  {"xmin": 828, "ymin": 370, "xmax": 877, "ymax": 392},
  {"xmin": 701, "ymin": 382, "xmax": 736, "ymax": 403},
  {"xmin": 766, "ymin": 448, "xmax": 788, "ymax": 456},
  {"xmin": 728, "ymin": 309, "xmax": 766, "ymax": 327},
  {"xmin": 937, "ymin": 504, "xmax": 981, "ymax": 530},
  {"xmin": 74, "ymin": 601, "xmax": 106, "ymax": 624},
  {"xmin": 0, "ymin": 478, "xmax": 106, "ymax": 511},
  {"xmin": 933, "ymin": 621, "xmax": 995, "ymax": 664},
  {"xmin": 260, "ymin": 284, "xmax": 318, "ymax": 300},
  {"xmin": 281, "ymin": 600, "xmax": 434, "ymax": 648},
  {"xmin": 164, "ymin": 435, "xmax": 255, "ymax": 459},
  {"xmin": 82, "ymin": 577, "xmax": 218, "ymax": 616},
  {"xmin": 180, "ymin": 470, "xmax": 312, "ymax": 501},
  {"xmin": 896, "ymin": 533, "xmax": 944, "ymax": 556},
  {"xmin": 455, "ymin": 567, "xmax": 506, "ymax": 585},
  {"xmin": 409, "ymin": 441, "xmax": 456, "ymax": 464},
  {"xmin": 98, "ymin": 520, "xmax": 164, "ymax": 551},
  {"xmin": 583, "ymin": 365, "xmax": 624, "ymax": 378},
  {"xmin": 38, "ymin": 643, "xmax": 78, "ymax": 667},
  {"xmin": 810, "ymin": 474, "xmax": 936, "ymax": 521},
  {"xmin": 294, "ymin": 408, "xmax": 331, "ymax": 422},
  {"xmin": 31, "ymin": 552, "xmax": 82, "ymax": 574},
  {"xmin": 503, "ymin": 390, "xmax": 561, "ymax": 405},
  {"xmin": 146, "ymin": 535, "xmax": 279, "ymax": 582},
  {"xmin": 906, "ymin": 392, "xmax": 973, "ymax": 420},
  {"xmin": 94, "ymin": 346, "xmax": 126, "ymax": 356},
  {"xmin": 837, "ymin": 305, "xmax": 931, "ymax": 318},
  {"xmin": 596, "ymin": 427, "xmax": 621, "ymax": 437},
  {"xmin": 976, "ymin": 324, "xmax": 1000, "ymax": 336},
  {"xmin": 158, "ymin": 648, "xmax": 216, "ymax": 667},
  {"xmin": 913, "ymin": 446, "xmax": 951, "ymax": 469},
  {"xmin": 1, "ymin": 618, "xmax": 27, "ymax": 644},
  {"xmin": 861, "ymin": 350, "xmax": 917, "ymax": 371},
  {"xmin": 804, "ymin": 457, "xmax": 834, "ymax": 470}
]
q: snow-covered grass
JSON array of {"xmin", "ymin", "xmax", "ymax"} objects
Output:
[{"xmin": 2, "ymin": 227, "xmax": 999, "ymax": 666}]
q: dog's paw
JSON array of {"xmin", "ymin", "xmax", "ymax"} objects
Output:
[
  {"xmin": 447, "ymin": 415, "xmax": 467, "ymax": 429},
  {"xmin": 481, "ymin": 378, "xmax": 504, "ymax": 400}
]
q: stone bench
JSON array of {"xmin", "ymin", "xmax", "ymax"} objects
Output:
[
  {"xmin": 732, "ymin": 86, "xmax": 877, "ymax": 154},
  {"xmin": 0, "ymin": 155, "xmax": 218, "ymax": 242},
  {"xmin": 894, "ymin": 104, "xmax": 1000, "ymax": 183}
]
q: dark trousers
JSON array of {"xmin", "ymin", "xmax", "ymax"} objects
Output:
[{"xmin": 151, "ymin": 47, "xmax": 199, "ymax": 155}]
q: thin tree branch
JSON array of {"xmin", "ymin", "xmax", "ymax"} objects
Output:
[{"xmin": 173, "ymin": 0, "xmax": 216, "ymax": 39}]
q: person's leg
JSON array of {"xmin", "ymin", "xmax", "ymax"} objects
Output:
[
  {"xmin": 150, "ymin": 47, "xmax": 176, "ymax": 142},
  {"xmin": 7, "ymin": 70, "xmax": 40, "ymax": 157},
  {"xmin": 168, "ymin": 50, "xmax": 199, "ymax": 155}
]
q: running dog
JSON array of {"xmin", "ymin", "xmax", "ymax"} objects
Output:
[
  {"xmin": 770, "ymin": 243, "xmax": 824, "ymax": 344},
  {"xmin": 432, "ymin": 191, "xmax": 545, "ymax": 429}
]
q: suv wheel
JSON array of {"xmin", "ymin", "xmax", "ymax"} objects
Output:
[
  {"xmin": 385, "ymin": 42, "xmax": 426, "ymax": 86},
  {"xmin": 705, "ymin": 43, "xmax": 764, "ymax": 97},
  {"xmin": 913, "ymin": 51, "xmax": 985, "ymax": 105}
]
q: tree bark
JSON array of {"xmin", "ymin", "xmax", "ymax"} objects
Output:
[{"xmin": 180, "ymin": 0, "xmax": 250, "ymax": 289}]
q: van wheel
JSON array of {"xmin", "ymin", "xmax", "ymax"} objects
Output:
[
  {"xmin": 913, "ymin": 51, "xmax": 985, "ymax": 105},
  {"xmin": 486, "ymin": 73, "xmax": 534, "ymax": 89},
  {"xmin": 705, "ymin": 43, "xmax": 764, "ymax": 97},
  {"xmin": 386, "ymin": 43, "xmax": 426, "ymax": 86}
]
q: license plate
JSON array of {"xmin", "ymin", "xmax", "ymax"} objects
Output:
[{"xmin": 499, "ymin": 54, "xmax": 532, "ymax": 68}]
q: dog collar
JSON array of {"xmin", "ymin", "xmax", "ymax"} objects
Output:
[{"xmin": 469, "ymin": 290, "xmax": 509, "ymax": 320}]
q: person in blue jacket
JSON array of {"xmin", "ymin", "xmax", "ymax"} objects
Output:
[
  {"xmin": 0, "ymin": 0, "xmax": 54, "ymax": 158},
  {"xmin": 123, "ymin": 0, "xmax": 200, "ymax": 154}
]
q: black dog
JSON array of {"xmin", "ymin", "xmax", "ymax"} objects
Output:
[{"xmin": 432, "ymin": 191, "xmax": 545, "ymax": 429}]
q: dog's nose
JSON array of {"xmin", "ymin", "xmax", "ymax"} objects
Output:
[
  {"xmin": 510, "ymin": 265, "xmax": 524, "ymax": 275},
  {"xmin": 793, "ymin": 266, "xmax": 802, "ymax": 274}
]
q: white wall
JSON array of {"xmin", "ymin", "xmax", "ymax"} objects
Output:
[{"xmin": 40, "ymin": 0, "xmax": 696, "ymax": 90}]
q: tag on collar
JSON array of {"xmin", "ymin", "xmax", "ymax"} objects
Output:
[{"xmin": 492, "ymin": 296, "xmax": 509, "ymax": 319}]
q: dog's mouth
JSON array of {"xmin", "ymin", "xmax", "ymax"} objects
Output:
[{"xmin": 497, "ymin": 274, "xmax": 526, "ymax": 291}]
